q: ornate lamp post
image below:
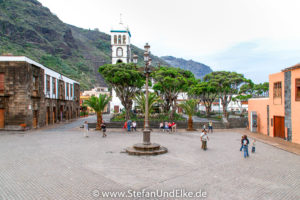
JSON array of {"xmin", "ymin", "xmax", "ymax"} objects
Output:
[
  {"xmin": 126, "ymin": 43, "xmax": 167, "ymax": 155},
  {"xmin": 143, "ymin": 43, "xmax": 151, "ymax": 145}
]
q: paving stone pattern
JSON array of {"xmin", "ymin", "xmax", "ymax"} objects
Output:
[{"xmin": 0, "ymin": 117, "xmax": 299, "ymax": 200}]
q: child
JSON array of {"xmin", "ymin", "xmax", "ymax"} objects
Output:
[
  {"xmin": 200, "ymin": 129, "xmax": 209, "ymax": 150},
  {"xmin": 252, "ymin": 139, "xmax": 256, "ymax": 153}
]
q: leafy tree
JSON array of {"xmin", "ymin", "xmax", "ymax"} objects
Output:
[
  {"xmin": 254, "ymin": 82, "xmax": 269, "ymax": 97},
  {"xmin": 189, "ymin": 79, "xmax": 218, "ymax": 117},
  {"xmin": 178, "ymin": 99, "xmax": 198, "ymax": 130},
  {"xmin": 99, "ymin": 63, "xmax": 145, "ymax": 120},
  {"xmin": 204, "ymin": 71, "xmax": 247, "ymax": 118},
  {"xmin": 152, "ymin": 66, "xmax": 196, "ymax": 120},
  {"xmin": 231, "ymin": 79, "xmax": 255, "ymax": 112},
  {"xmin": 134, "ymin": 92, "xmax": 162, "ymax": 117},
  {"xmin": 84, "ymin": 94, "xmax": 111, "ymax": 130}
]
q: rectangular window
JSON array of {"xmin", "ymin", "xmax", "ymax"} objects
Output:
[
  {"xmin": 66, "ymin": 83, "xmax": 69, "ymax": 97},
  {"xmin": 70, "ymin": 84, "xmax": 73, "ymax": 97},
  {"xmin": 296, "ymin": 79, "xmax": 300, "ymax": 101},
  {"xmin": 52, "ymin": 77, "xmax": 56, "ymax": 95},
  {"xmin": 273, "ymin": 82, "xmax": 282, "ymax": 98},
  {"xmin": 46, "ymin": 75, "xmax": 50, "ymax": 92},
  {"xmin": 0, "ymin": 73, "xmax": 4, "ymax": 93},
  {"xmin": 33, "ymin": 75, "xmax": 38, "ymax": 91}
]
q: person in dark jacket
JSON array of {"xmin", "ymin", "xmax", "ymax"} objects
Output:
[
  {"xmin": 240, "ymin": 135, "xmax": 245, "ymax": 151},
  {"xmin": 101, "ymin": 121, "xmax": 107, "ymax": 138},
  {"xmin": 242, "ymin": 135, "xmax": 249, "ymax": 158}
]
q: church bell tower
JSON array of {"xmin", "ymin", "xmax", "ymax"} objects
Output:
[{"xmin": 111, "ymin": 17, "xmax": 131, "ymax": 64}]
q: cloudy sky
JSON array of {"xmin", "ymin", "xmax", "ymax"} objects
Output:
[{"xmin": 38, "ymin": 0, "xmax": 300, "ymax": 83}]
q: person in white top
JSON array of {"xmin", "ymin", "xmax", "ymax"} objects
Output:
[
  {"xmin": 132, "ymin": 121, "xmax": 137, "ymax": 131},
  {"xmin": 200, "ymin": 129, "xmax": 209, "ymax": 150},
  {"xmin": 83, "ymin": 121, "xmax": 89, "ymax": 138}
]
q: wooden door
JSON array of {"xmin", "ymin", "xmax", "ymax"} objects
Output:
[
  {"xmin": 114, "ymin": 106, "xmax": 119, "ymax": 113},
  {"xmin": 0, "ymin": 109, "xmax": 4, "ymax": 128},
  {"xmin": 46, "ymin": 108, "xmax": 49, "ymax": 126},
  {"xmin": 53, "ymin": 107, "xmax": 56, "ymax": 123},
  {"xmin": 274, "ymin": 116, "xmax": 285, "ymax": 139},
  {"xmin": 33, "ymin": 111, "xmax": 38, "ymax": 128}
]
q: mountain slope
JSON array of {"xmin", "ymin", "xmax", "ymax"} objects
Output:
[
  {"xmin": 161, "ymin": 56, "xmax": 213, "ymax": 79},
  {"xmin": 0, "ymin": 0, "xmax": 168, "ymax": 89}
]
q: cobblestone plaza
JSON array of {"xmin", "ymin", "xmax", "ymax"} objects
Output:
[{"xmin": 0, "ymin": 117, "xmax": 299, "ymax": 200}]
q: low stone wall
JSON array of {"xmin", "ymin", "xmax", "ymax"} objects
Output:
[
  {"xmin": 228, "ymin": 118, "xmax": 248, "ymax": 128},
  {"xmin": 88, "ymin": 118, "xmax": 247, "ymax": 130}
]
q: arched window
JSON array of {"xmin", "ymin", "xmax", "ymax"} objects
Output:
[
  {"xmin": 123, "ymin": 35, "xmax": 126, "ymax": 44},
  {"xmin": 117, "ymin": 59, "xmax": 123, "ymax": 63},
  {"xmin": 114, "ymin": 35, "xmax": 117, "ymax": 44},
  {"xmin": 118, "ymin": 35, "xmax": 121, "ymax": 44},
  {"xmin": 116, "ymin": 47, "xmax": 123, "ymax": 57}
]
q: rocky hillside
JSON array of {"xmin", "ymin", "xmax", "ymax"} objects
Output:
[
  {"xmin": 161, "ymin": 56, "xmax": 213, "ymax": 79},
  {"xmin": 0, "ymin": 0, "xmax": 168, "ymax": 89}
]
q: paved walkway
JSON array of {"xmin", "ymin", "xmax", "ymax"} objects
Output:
[{"xmin": 0, "ymin": 119, "xmax": 299, "ymax": 200}]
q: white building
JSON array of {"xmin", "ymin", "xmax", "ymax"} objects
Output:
[{"xmin": 110, "ymin": 20, "xmax": 132, "ymax": 113}]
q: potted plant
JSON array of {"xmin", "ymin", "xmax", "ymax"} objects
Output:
[{"xmin": 20, "ymin": 123, "xmax": 27, "ymax": 131}]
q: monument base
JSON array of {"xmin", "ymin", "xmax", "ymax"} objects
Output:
[{"xmin": 126, "ymin": 143, "xmax": 168, "ymax": 156}]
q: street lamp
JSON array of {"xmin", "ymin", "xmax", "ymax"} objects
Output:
[
  {"xmin": 133, "ymin": 54, "xmax": 138, "ymax": 65},
  {"xmin": 125, "ymin": 43, "xmax": 167, "ymax": 155},
  {"xmin": 143, "ymin": 44, "xmax": 151, "ymax": 145}
]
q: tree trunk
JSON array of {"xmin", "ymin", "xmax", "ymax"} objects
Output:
[
  {"xmin": 169, "ymin": 99, "xmax": 177, "ymax": 121},
  {"xmin": 124, "ymin": 100, "xmax": 133, "ymax": 121},
  {"xmin": 96, "ymin": 112, "xmax": 102, "ymax": 130},
  {"xmin": 187, "ymin": 115, "xmax": 193, "ymax": 131},
  {"xmin": 125, "ymin": 107, "xmax": 131, "ymax": 121},
  {"xmin": 222, "ymin": 100, "xmax": 228, "ymax": 119},
  {"xmin": 205, "ymin": 103, "xmax": 212, "ymax": 117}
]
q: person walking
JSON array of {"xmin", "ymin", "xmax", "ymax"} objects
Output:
[
  {"xmin": 101, "ymin": 121, "xmax": 107, "ymax": 137},
  {"xmin": 127, "ymin": 119, "xmax": 132, "ymax": 132},
  {"xmin": 83, "ymin": 121, "xmax": 89, "ymax": 138},
  {"xmin": 200, "ymin": 129, "xmax": 209, "ymax": 150},
  {"xmin": 242, "ymin": 135, "xmax": 250, "ymax": 158},
  {"xmin": 132, "ymin": 121, "xmax": 137, "ymax": 131},
  {"xmin": 208, "ymin": 121, "xmax": 213, "ymax": 133},
  {"xmin": 240, "ymin": 135, "xmax": 245, "ymax": 151}
]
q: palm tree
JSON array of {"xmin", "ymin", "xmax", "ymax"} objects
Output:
[
  {"xmin": 84, "ymin": 94, "xmax": 111, "ymax": 130},
  {"xmin": 134, "ymin": 92, "xmax": 161, "ymax": 118},
  {"xmin": 179, "ymin": 99, "xmax": 198, "ymax": 131}
]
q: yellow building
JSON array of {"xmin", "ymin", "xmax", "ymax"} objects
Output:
[{"xmin": 80, "ymin": 87, "xmax": 110, "ymax": 115}]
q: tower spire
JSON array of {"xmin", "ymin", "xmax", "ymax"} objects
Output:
[{"xmin": 119, "ymin": 13, "xmax": 123, "ymax": 25}]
